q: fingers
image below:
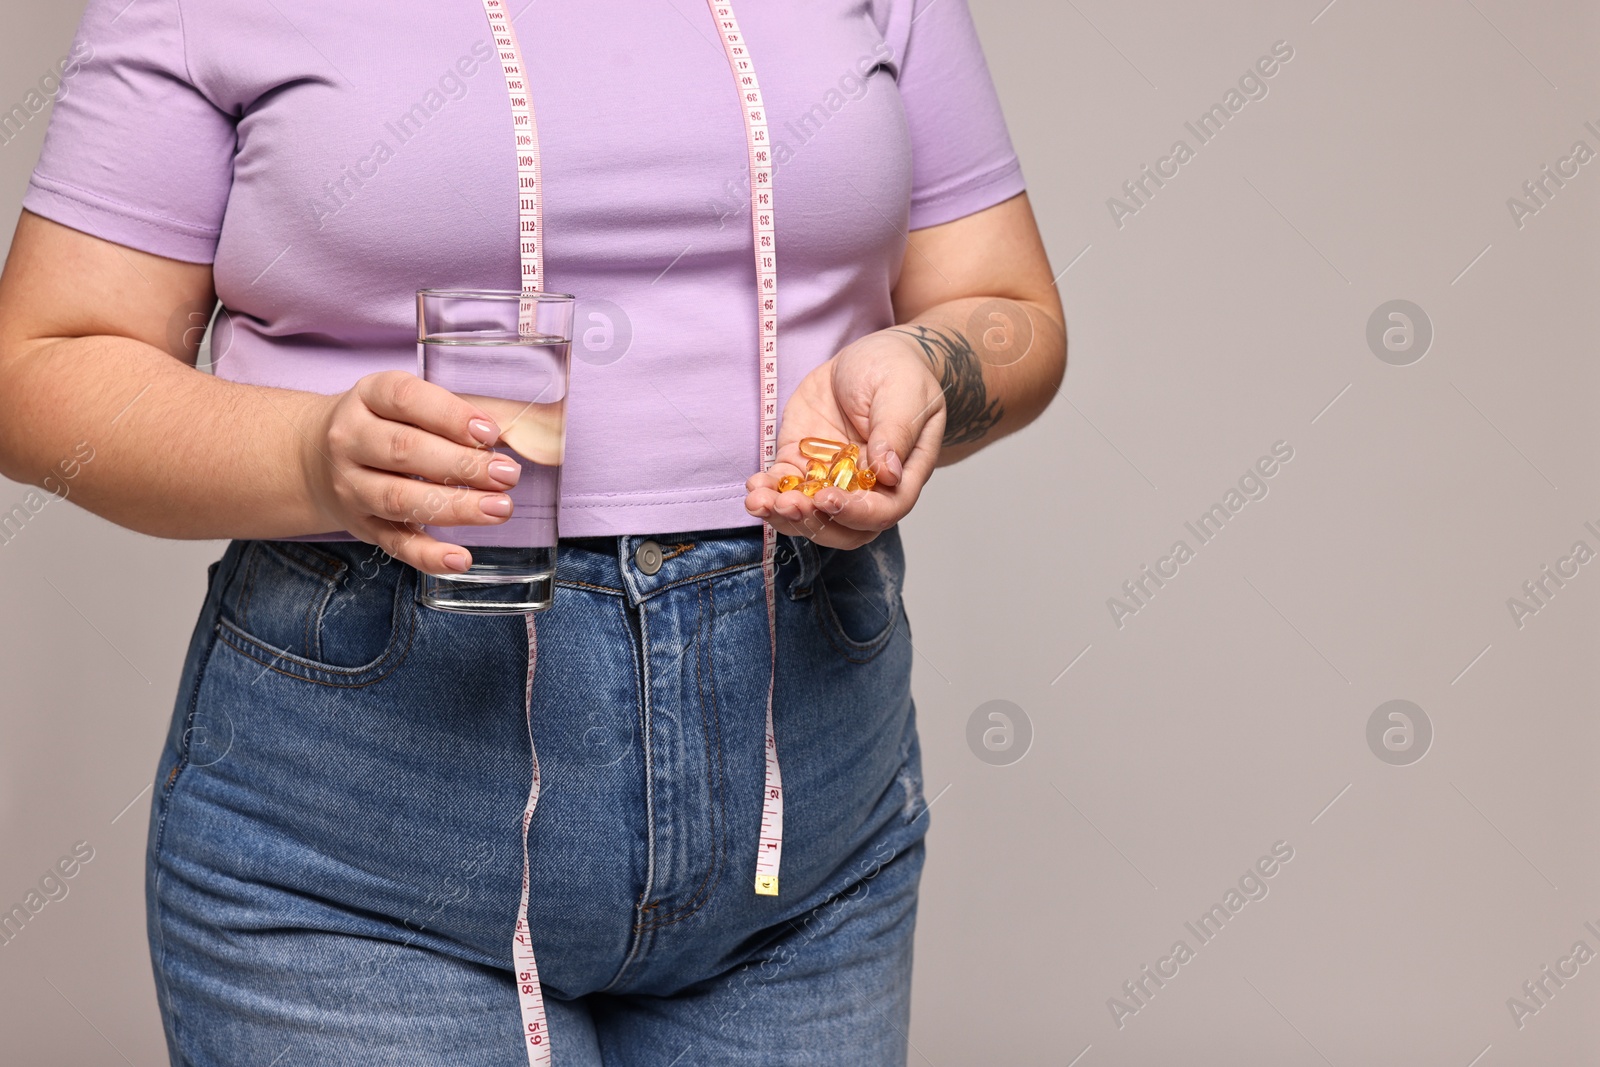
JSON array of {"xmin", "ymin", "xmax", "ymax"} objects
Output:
[
  {"xmin": 748, "ymin": 432, "xmax": 929, "ymax": 538},
  {"xmin": 861, "ymin": 384, "xmax": 943, "ymax": 489},
  {"xmin": 469, "ymin": 395, "xmax": 565, "ymax": 467},
  {"xmin": 811, "ymin": 482, "xmax": 910, "ymax": 533},
  {"xmin": 359, "ymin": 370, "xmax": 502, "ymax": 449},
  {"xmin": 342, "ymin": 466, "xmax": 514, "ymax": 531},
  {"xmin": 896, "ymin": 408, "xmax": 945, "ymax": 490},
  {"xmin": 346, "ymin": 515, "xmax": 475, "ymax": 576},
  {"xmin": 746, "ymin": 459, "xmax": 805, "ymax": 494},
  {"xmin": 340, "ymin": 405, "xmax": 522, "ymax": 492},
  {"xmin": 314, "ymin": 372, "xmax": 526, "ymax": 575},
  {"xmin": 752, "ymin": 503, "xmax": 876, "ymax": 549},
  {"xmin": 744, "ymin": 481, "xmax": 882, "ymax": 549}
]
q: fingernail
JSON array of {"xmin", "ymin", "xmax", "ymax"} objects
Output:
[
  {"xmin": 468, "ymin": 418, "xmax": 500, "ymax": 445},
  {"xmin": 885, "ymin": 449, "xmax": 903, "ymax": 481},
  {"xmin": 480, "ymin": 495, "xmax": 513, "ymax": 517},
  {"xmin": 818, "ymin": 493, "xmax": 844, "ymax": 514},
  {"xmin": 489, "ymin": 458, "xmax": 521, "ymax": 483},
  {"xmin": 443, "ymin": 551, "xmax": 470, "ymax": 572}
]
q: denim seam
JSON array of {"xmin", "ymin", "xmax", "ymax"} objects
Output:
[
  {"xmin": 657, "ymin": 541, "xmax": 696, "ymax": 563},
  {"xmin": 212, "ymin": 574, "xmax": 417, "ymax": 688},
  {"xmin": 784, "ymin": 535, "xmax": 820, "ymax": 600},
  {"xmin": 265, "ymin": 540, "xmax": 347, "ymax": 580},
  {"xmin": 638, "ymin": 589, "xmax": 713, "ymax": 928},
  {"xmin": 213, "ymin": 622, "xmax": 414, "ymax": 688},
  {"xmin": 236, "ymin": 542, "xmax": 262, "ymax": 629},
  {"xmin": 600, "ymin": 596, "xmax": 654, "ymax": 993},
  {"xmin": 811, "ymin": 573, "xmax": 899, "ymax": 664},
  {"xmin": 247, "ymin": 542, "xmax": 347, "ymax": 659},
  {"xmin": 639, "ymin": 583, "xmax": 725, "ymax": 931},
  {"xmin": 636, "ymin": 559, "xmax": 762, "ymax": 602},
  {"xmin": 308, "ymin": 578, "xmax": 335, "ymax": 663},
  {"xmin": 150, "ymin": 550, "xmax": 231, "ymax": 1067},
  {"xmin": 554, "ymin": 578, "xmax": 624, "ymax": 596},
  {"xmin": 233, "ymin": 543, "xmax": 366, "ymax": 668},
  {"xmin": 708, "ymin": 580, "xmax": 733, "ymax": 896}
]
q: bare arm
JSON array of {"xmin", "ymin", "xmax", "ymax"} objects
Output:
[
  {"xmin": 889, "ymin": 191, "xmax": 1067, "ymax": 466},
  {"xmin": 0, "ymin": 211, "xmax": 519, "ymax": 572}
]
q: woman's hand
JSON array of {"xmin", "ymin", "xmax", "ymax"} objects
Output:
[
  {"xmin": 744, "ymin": 330, "xmax": 945, "ymax": 549},
  {"xmin": 299, "ymin": 370, "xmax": 523, "ymax": 574}
]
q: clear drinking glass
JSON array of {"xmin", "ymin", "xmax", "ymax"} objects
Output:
[{"xmin": 416, "ymin": 288, "xmax": 575, "ymax": 614}]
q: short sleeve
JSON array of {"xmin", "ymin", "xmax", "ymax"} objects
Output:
[
  {"xmin": 881, "ymin": 0, "xmax": 1027, "ymax": 231},
  {"xmin": 21, "ymin": 0, "xmax": 236, "ymax": 264}
]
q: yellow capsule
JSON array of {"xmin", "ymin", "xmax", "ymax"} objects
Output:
[
  {"xmin": 830, "ymin": 456, "xmax": 856, "ymax": 490},
  {"xmin": 798, "ymin": 437, "xmax": 845, "ymax": 462},
  {"xmin": 799, "ymin": 479, "xmax": 825, "ymax": 497},
  {"xmin": 836, "ymin": 442, "xmax": 860, "ymax": 464},
  {"xmin": 776, "ymin": 474, "xmax": 801, "ymax": 493},
  {"xmin": 805, "ymin": 458, "xmax": 828, "ymax": 481},
  {"xmin": 855, "ymin": 466, "xmax": 877, "ymax": 491}
]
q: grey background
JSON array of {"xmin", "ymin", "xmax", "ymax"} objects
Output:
[{"xmin": 2, "ymin": 0, "xmax": 1596, "ymax": 1063}]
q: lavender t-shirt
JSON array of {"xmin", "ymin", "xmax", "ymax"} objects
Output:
[{"xmin": 24, "ymin": 0, "xmax": 1025, "ymax": 537}]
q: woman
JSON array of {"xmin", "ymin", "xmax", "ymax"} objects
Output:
[{"xmin": 0, "ymin": 0, "xmax": 1063, "ymax": 1062}]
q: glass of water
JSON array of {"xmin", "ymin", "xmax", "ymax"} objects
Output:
[{"xmin": 416, "ymin": 288, "xmax": 575, "ymax": 614}]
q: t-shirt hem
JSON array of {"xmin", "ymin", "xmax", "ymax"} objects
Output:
[
  {"xmin": 908, "ymin": 157, "xmax": 1026, "ymax": 231},
  {"xmin": 22, "ymin": 175, "xmax": 220, "ymax": 264}
]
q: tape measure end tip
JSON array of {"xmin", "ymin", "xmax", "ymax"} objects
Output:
[{"xmin": 754, "ymin": 876, "xmax": 779, "ymax": 896}]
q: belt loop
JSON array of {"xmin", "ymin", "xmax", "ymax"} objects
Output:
[
  {"xmin": 782, "ymin": 534, "xmax": 821, "ymax": 599},
  {"xmin": 618, "ymin": 534, "xmax": 645, "ymax": 606}
]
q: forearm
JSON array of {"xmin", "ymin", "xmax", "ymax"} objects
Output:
[
  {"xmin": 0, "ymin": 334, "xmax": 331, "ymax": 540},
  {"xmin": 887, "ymin": 294, "xmax": 1066, "ymax": 465}
]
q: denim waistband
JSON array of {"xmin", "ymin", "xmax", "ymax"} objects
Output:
[
  {"xmin": 289, "ymin": 523, "xmax": 819, "ymax": 608},
  {"xmin": 557, "ymin": 524, "xmax": 817, "ymax": 605}
]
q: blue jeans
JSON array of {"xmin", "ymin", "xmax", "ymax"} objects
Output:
[{"xmin": 146, "ymin": 524, "xmax": 928, "ymax": 1065}]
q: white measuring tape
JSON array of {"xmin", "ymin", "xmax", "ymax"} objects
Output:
[
  {"xmin": 476, "ymin": 2, "xmax": 783, "ymax": 1061},
  {"xmin": 479, "ymin": 0, "xmax": 544, "ymax": 333},
  {"xmin": 708, "ymin": 0, "xmax": 787, "ymax": 901},
  {"xmin": 513, "ymin": 614, "xmax": 549, "ymax": 1059}
]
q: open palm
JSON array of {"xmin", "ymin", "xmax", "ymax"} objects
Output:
[{"xmin": 745, "ymin": 330, "xmax": 945, "ymax": 548}]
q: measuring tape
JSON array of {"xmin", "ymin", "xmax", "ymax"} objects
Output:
[
  {"xmin": 477, "ymin": 3, "xmax": 551, "ymax": 1061},
  {"xmin": 476, "ymin": 1, "xmax": 782, "ymax": 1061},
  {"xmin": 709, "ymin": 0, "xmax": 787, "ymax": 900},
  {"xmin": 479, "ymin": 0, "xmax": 544, "ymax": 337}
]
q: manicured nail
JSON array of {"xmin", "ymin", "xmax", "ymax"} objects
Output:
[
  {"xmin": 488, "ymin": 458, "xmax": 521, "ymax": 483},
  {"xmin": 443, "ymin": 551, "xmax": 470, "ymax": 572},
  {"xmin": 480, "ymin": 495, "xmax": 513, "ymax": 517},
  {"xmin": 468, "ymin": 418, "xmax": 499, "ymax": 445}
]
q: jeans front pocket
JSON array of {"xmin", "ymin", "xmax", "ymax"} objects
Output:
[
  {"xmin": 810, "ymin": 525, "xmax": 906, "ymax": 664},
  {"xmin": 214, "ymin": 540, "xmax": 416, "ymax": 687}
]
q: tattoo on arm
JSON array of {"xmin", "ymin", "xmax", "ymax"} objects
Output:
[{"xmin": 890, "ymin": 325, "xmax": 1003, "ymax": 447}]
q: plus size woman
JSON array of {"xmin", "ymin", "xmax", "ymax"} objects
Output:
[{"xmin": 0, "ymin": 0, "xmax": 1064, "ymax": 1063}]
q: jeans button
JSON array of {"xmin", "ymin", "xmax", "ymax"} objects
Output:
[{"xmin": 634, "ymin": 539, "xmax": 663, "ymax": 575}]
